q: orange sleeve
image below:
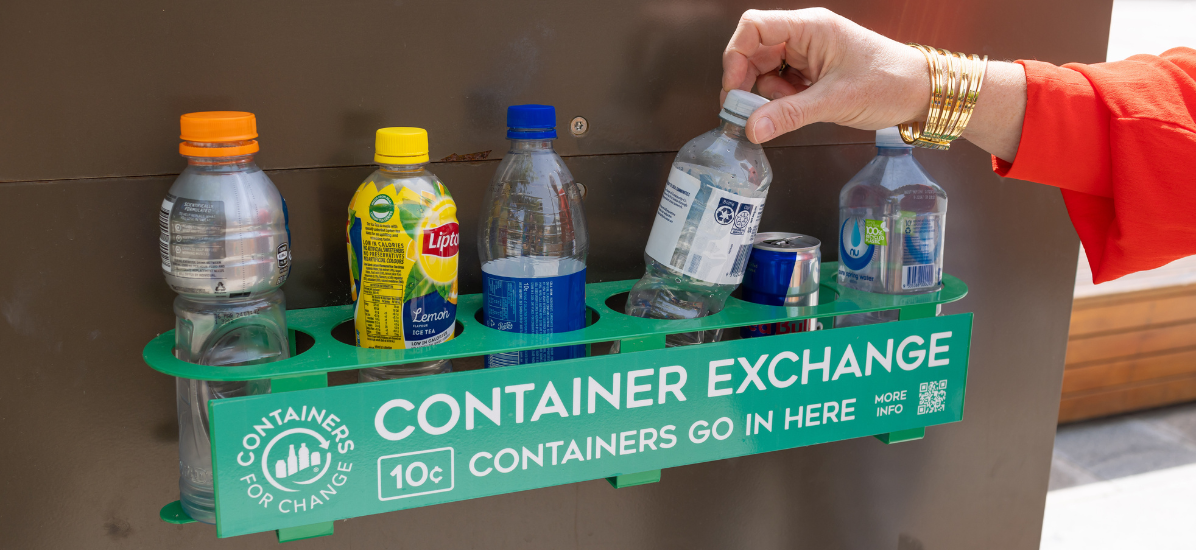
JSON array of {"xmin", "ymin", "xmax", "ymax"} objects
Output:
[{"xmin": 992, "ymin": 48, "xmax": 1196, "ymax": 283}]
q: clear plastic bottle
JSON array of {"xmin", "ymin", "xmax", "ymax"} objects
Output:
[
  {"xmin": 160, "ymin": 111, "xmax": 290, "ymax": 523},
  {"xmin": 623, "ymin": 90, "xmax": 771, "ymax": 347},
  {"xmin": 478, "ymin": 104, "xmax": 588, "ymax": 366},
  {"xmin": 347, "ymin": 128, "xmax": 458, "ymax": 381},
  {"xmin": 835, "ymin": 127, "xmax": 947, "ymax": 327}
]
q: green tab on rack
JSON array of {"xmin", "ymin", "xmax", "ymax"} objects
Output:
[{"xmin": 208, "ymin": 313, "xmax": 972, "ymax": 537}]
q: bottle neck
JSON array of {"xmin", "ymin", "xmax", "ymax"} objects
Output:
[
  {"xmin": 508, "ymin": 138, "xmax": 556, "ymax": 152},
  {"xmin": 183, "ymin": 140, "xmax": 257, "ymax": 168},
  {"xmin": 717, "ymin": 119, "xmax": 749, "ymax": 140},
  {"xmin": 378, "ymin": 161, "xmax": 429, "ymax": 174},
  {"xmin": 877, "ymin": 147, "xmax": 914, "ymax": 157}
]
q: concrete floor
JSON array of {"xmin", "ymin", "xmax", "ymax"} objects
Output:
[
  {"xmin": 1049, "ymin": 402, "xmax": 1196, "ymax": 491},
  {"xmin": 1043, "ymin": 402, "xmax": 1196, "ymax": 549}
]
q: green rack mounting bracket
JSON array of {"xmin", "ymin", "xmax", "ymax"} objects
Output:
[{"xmin": 144, "ymin": 262, "xmax": 970, "ymax": 539}]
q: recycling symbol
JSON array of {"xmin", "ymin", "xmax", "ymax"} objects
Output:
[{"xmin": 714, "ymin": 205, "xmax": 735, "ymax": 225}]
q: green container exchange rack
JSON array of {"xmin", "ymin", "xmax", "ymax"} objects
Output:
[{"xmin": 145, "ymin": 262, "xmax": 972, "ymax": 542}]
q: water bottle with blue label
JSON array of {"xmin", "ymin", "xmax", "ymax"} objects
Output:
[
  {"xmin": 836, "ymin": 127, "xmax": 947, "ymax": 326},
  {"xmin": 478, "ymin": 105, "xmax": 588, "ymax": 366},
  {"xmin": 622, "ymin": 90, "xmax": 772, "ymax": 347}
]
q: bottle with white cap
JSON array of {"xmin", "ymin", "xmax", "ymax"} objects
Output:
[
  {"xmin": 623, "ymin": 90, "xmax": 773, "ymax": 347},
  {"xmin": 835, "ymin": 127, "xmax": 948, "ymax": 327}
]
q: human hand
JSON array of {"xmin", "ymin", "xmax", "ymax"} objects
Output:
[{"xmin": 722, "ymin": 8, "xmax": 930, "ymax": 144}]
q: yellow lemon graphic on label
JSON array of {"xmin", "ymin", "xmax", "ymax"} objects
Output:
[{"xmin": 416, "ymin": 198, "xmax": 459, "ymax": 284}]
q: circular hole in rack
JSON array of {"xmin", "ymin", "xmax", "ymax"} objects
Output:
[
  {"xmin": 604, "ymin": 292, "xmax": 630, "ymax": 315},
  {"xmin": 331, "ymin": 318, "xmax": 465, "ymax": 346},
  {"xmin": 291, "ymin": 329, "xmax": 316, "ymax": 356}
]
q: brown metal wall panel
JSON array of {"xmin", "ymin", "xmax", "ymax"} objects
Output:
[
  {"xmin": 1, "ymin": 141, "xmax": 1080, "ymax": 549},
  {"xmin": 0, "ymin": 1, "xmax": 1110, "ymax": 182},
  {"xmin": 0, "ymin": 0, "xmax": 1108, "ymax": 547}
]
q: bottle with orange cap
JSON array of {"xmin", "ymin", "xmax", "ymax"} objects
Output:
[
  {"xmin": 161, "ymin": 111, "xmax": 291, "ymax": 523},
  {"xmin": 347, "ymin": 127, "xmax": 458, "ymax": 381}
]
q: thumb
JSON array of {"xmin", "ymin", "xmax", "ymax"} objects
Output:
[{"xmin": 745, "ymin": 84, "xmax": 831, "ymax": 143}]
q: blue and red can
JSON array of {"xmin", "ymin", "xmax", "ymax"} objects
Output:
[{"xmin": 741, "ymin": 232, "xmax": 821, "ymax": 338}]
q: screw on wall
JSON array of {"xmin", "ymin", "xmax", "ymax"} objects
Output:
[{"xmin": 570, "ymin": 116, "xmax": 589, "ymax": 136}]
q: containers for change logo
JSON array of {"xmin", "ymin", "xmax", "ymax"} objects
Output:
[
  {"xmin": 839, "ymin": 217, "xmax": 874, "ymax": 270},
  {"xmin": 236, "ymin": 406, "xmax": 355, "ymax": 515}
]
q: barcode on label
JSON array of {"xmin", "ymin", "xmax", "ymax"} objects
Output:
[
  {"xmin": 159, "ymin": 238, "xmax": 171, "ymax": 270},
  {"xmin": 902, "ymin": 264, "xmax": 936, "ymax": 289},
  {"xmin": 487, "ymin": 351, "xmax": 520, "ymax": 368},
  {"xmin": 159, "ymin": 202, "xmax": 173, "ymax": 272},
  {"xmin": 727, "ymin": 244, "xmax": 751, "ymax": 278},
  {"xmin": 686, "ymin": 254, "xmax": 703, "ymax": 274}
]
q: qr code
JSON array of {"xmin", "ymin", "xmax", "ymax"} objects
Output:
[{"xmin": 917, "ymin": 380, "xmax": 948, "ymax": 415}]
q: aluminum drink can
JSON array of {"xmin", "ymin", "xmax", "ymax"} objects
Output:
[{"xmin": 740, "ymin": 232, "xmax": 821, "ymax": 338}]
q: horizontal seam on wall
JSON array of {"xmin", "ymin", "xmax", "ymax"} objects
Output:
[{"xmin": 0, "ymin": 141, "xmax": 876, "ymax": 186}]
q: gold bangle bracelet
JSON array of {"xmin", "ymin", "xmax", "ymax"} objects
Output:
[
  {"xmin": 946, "ymin": 51, "xmax": 971, "ymax": 137},
  {"xmin": 899, "ymin": 45, "xmax": 988, "ymax": 150}
]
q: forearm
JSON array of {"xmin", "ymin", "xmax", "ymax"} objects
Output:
[{"xmin": 960, "ymin": 61, "xmax": 1027, "ymax": 163}]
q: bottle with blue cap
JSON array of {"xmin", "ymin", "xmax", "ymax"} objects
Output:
[
  {"xmin": 623, "ymin": 90, "xmax": 773, "ymax": 347},
  {"xmin": 835, "ymin": 127, "xmax": 948, "ymax": 327},
  {"xmin": 478, "ymin": 104, "xmax": 588, "ymax": 366}
]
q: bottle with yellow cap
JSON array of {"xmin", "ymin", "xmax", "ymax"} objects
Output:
[
  {"xmin": 161, "ymin": 111, "xmax": 290, "ymax": 523},
  {"xmin": 347, "ymin": 127, "xmax": 458, "ymax": 381}
]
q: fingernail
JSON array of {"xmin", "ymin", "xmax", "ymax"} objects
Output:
[
  {"xmin": 754, "ymin": 117, "xmax": 775, "ymax": 141},
  {"xmin": 771, "ymin": 92, "xmax": 784, "ymax": 100}
]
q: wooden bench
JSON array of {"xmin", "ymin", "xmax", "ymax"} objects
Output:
[{"xmin": 1061, "ymin": 284, "xmax": 1196, "ymax": 423}]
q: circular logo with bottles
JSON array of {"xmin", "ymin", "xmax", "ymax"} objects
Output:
[
  {"xmin": 370, "ymin": 194, "xmax": 395, "ymax": 223},
  {"xmin": 839, "ymin": 217, "xmax": 874, "ymax": 271},
  {"xmin": 416, "ymin": 197, "xmax": 460, "ymax": 285},
  {"xmin": 236, "ymin": 406, "xmax": 355, "ymax": 515}
]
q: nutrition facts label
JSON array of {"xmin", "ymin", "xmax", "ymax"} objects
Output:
[
  {"xmin": 361, "ymin": 224, "xmax": 407, "ymax": 346},
  {"xmin": 160, "ymin": 194, "xmax": 229, "ymax": 285}
]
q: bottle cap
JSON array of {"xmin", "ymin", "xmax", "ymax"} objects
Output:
[
  {"xmin": 507, "ymin": 104, "xmax": 557, "ymax": 139},
  {"xmin": 375, "ymin": 127, "xmax": 430, "ymax": 164},
  {"xmin": 720, "ymin": 90, "xmax": 769, "ymax": 125},
  {"xmin": 876, "ymin": 126, "xmax": 913, "ymax": 149},
  {"xmin": 179, "ymin": 111, "xmax": 260, "ymax": 158}
]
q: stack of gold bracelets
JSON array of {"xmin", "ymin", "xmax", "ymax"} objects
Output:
[{"xmin": 899, "ymin": 45, "xmax": 989, "ymax": 150}]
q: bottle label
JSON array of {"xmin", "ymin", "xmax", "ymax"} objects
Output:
[
  {"xmin": 347, "ymin": 181, "xmax": 459, "ymax": 350},
  {"xmin": 482, "ymin": 268, "xmax": 587, "ymax": 367},
  {"xmin": 644, "ymin": 167, "xmax": 764, "ymax": 285},
  {"xmin": 864, "ymin": 219, "xmax": 887, "ymax": 246},
  {"xmin": 838, "ymin": 216, "xmax": 878, "ymax": 276},
  {"xmin": 838, "ymin": 214, "xmax": 944, "ymax": 291},
  {"xmin": 900, "ymin": 213, "xmax": 943, "ymax": 290},
  {"xmin": 160, "ymin": 193, "xmax": 228, "ymax": 280}
]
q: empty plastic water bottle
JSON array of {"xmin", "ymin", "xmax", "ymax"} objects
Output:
[
  {"xmin": 161, "ymin": 111, "xmax": 290, "ymax": 523},
  {"xmin": 623, "ymin": 90, "xmax": 772, "ymax": 347},
  {"xmin": 835, "ymin": 127, "xmax": 947, "ymax": 327},
  {"xmin": 478, "ymin": 105, "xmax": 588, "ymax": 366}
]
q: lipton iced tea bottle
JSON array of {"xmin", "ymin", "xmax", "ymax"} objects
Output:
[
  {"xmin": 162, "ymin": 111, "xmax": 290, "ymax": 524},
  {"xmin": 348, "ymin": 128, "xmax": 458, "ymax": 381}
]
